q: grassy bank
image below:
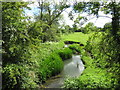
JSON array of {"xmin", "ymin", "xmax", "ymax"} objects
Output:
[
  {"xmin": 64, "ymin": 49, "xmax": 119, "ymax": 89},
  {"xmin": 3, "ymin": 32, "xmax": 119, "ymax": 89},
  {"xmin": 63, "ymin": 32, "xmax": 120, "ymax": 89},
  {"xmin": 3, "ymin": 41, "xmax": 73, "ymax": 89}
]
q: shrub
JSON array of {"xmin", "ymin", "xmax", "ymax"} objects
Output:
[
  {"xmin": 69, "ymin": 44, "xmax": 82, "ymax": 54},
  {"xmin": 48, "ymin": 53, "xmax": 63, "ymax": 75},
  {"xmin": 63, "ymin": 66, "xmax": 119, "ymax": 89},
  {"xmin": 2, "ymin": 64, "xmax": 38, "ymax": 89},
  {"xmin": 57, "ymin": 48, "xmax": 72, "ymax": 60},
  {"xmin": 63, "ymin": 77, "xmax": 80, "ymax": 89},
  {"xmin": 63, "ymin": 31, "xmax": 120, "ymax": 89},
  {"xmin": 2, "ymin": 41, "xmax": 68, "ymax": 89},
  {"xmin": 38, "ymin": 52, "xmax": 64, "ymax": 83}
]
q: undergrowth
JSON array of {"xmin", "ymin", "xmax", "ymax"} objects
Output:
[
  {"xmin": 3, "ymin": 41, "xmax": 73, "ymax": 89},
  {"xmin": 63, "ymin": 32, "xmax": 120, "ymax": 89}
]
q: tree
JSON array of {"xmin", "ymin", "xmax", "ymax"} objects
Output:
[
  {"xmin": 2, "ymin": 2, "xmax": 30, "ymax": 63},
  {"xmin": 37, "ymin": 0, "xmax": 69, "ymax": 27},
  {"xmin": 82, "ymin": 22, "xmax": 98, "ymax": 34},
  {"xmin": 32, "ymin": 0, "xmax": 70, "ymax": 42},
  {"xmin": 71, "ymin": 1, "xmax": 120, "ymax": 88},
  {"xmin": 73, "ymin": 1, "xmax": 120, "ymax": 38},
  {"xmin": 102, "ymin": 22, "xmax": 112, "ymax": 32}
]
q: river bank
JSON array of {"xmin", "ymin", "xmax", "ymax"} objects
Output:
[{"xmin": 41, "ymin": 55, "xmax": 84, "ymax": 88}]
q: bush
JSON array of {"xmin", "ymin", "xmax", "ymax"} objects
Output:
[
  {"xmin": 57, "ymin": 48, "xmax": 72, "ymax": 60},
  {"xmin": 2, "ymin": 64, "xmax": 38, "ymax": 89},
  {"xmin": 63, "ymin": 31, "xmax": 120, "ymax": 89},
  {"xmin": 3, "ymin": 41, "xmax": 73, "ymax": 89},
  {"xmin": 63, "ymin": 67, "xmax": 119, "ymax": 89},
  {"xmin": 38, "ymin": 52, "xmax": 64, "ymax": 83},
  {"xmin": 69, "ymin": 44, "xmax": 82, "ymax": 54},
  {"xmin": 48, "ymin": 53, "xmax": 63, "ymax": 75},
  {"xmin": 63, "ymin": 77, "xmax": 80, "ymax": 89},
  {"xmin": 3, "ymin": 42, "xmax": 65, "ymax": 89}
]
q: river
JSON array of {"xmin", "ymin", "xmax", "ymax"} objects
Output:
[{"xmin": 42, "ymin": 55, "xmax": 84, "ymax": 88}]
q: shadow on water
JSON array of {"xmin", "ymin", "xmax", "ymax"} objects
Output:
[{"xmin": 43, "ymin": 55, "xmax": 84, "ymax": 88}]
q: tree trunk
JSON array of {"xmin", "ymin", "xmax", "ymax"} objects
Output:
[
  {"xmin": 111, "ymin": 2, "xmax": 119, "ymax": 36},
  {"xmin": 111, "ymin": 2, "xmax": 120, "ymax": 43}
]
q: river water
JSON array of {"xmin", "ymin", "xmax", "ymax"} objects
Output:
[{"xmin": 43, "ymin": 55, "xmax": 84, "ymax": 88}]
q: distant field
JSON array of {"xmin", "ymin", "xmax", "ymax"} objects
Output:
[{"xmin": 61, "ymin": 32, "xmax": 91, "ymax": 45}]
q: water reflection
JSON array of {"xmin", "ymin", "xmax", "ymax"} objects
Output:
[
  {"xmin": 62, "ymin": 55, "xmax": 84, "ymax": 77},
  {"xmin": 44, "ymin": 55, "xmax": 84, "ymax": 88}
]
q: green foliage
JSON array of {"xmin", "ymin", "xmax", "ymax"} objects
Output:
[
  {"xmin": 2, "ymin": 2, "xmax": 69, "ymax": 89},
  {"xmin": 102, "ymin": 22, "xmax": 112, "ymax": 33},
  {"xmin": 69, "ymin": 44, "xmax": 82, "ymax": 54},
  {"xmin": 33, "ymin": 0, "xmax": 70, "ymax": 42},
  {"xmin": 28, "ymin": 21, "xmax": 45, "ymax": 42},
  {"xmin": 63, "ymin": 24, "xmax": 120, "ymax": 89},
  {"xmin": 43, "ymin": 24, "xmax": 61, "ymax": 42},
  {"xmin": 43, "ymin": 53, "xmax": 63, "ymax": 76},
  {"xmin": 82, "ymin": 31, "xmax": 120, "ymax": 88},
  {"xmin": 60, "ymin": 25, "xmax": 73, "ymax": 34},
  {"xmin": 57, "ymin": 48, "xmax": 72, "ymax": 60},
  {"xmin": 3, "ymin": 1, "xmax": 119, "ymax": 89},
  {"xmin": 28, "ymin": 20, "xmax": 60, "ymax": 43},
  {"xmin": 27, "ymin": 42, "xmax": 65, "ymax": 84},
  {"xmin": 3, "ymin": 64, "xmax": 38, "ymax": 89},
  {"xmin": 2, "ymin": 2, "xmax": 31, "ymax": 64},
  {"xmin": 73, "ymin": 2, "xmax": 120, "ymax": 36},
  {"xmin": 64, "ymin": 67, "xmax": 118, "ymax": 89},
  {"xmin": 63, "ymin": 77, "xmax": 80, "ymax": 89},
  {"xmin": 82, "ymin": 22, "xmax": 98, "ymax": 34},
  {"xmin": 64, "ymin": 49, "xmax": 119, "ymax": 89},
  {"xmin": 3, "ymin": 41, "xmax": 66, "ymax": 89}
]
